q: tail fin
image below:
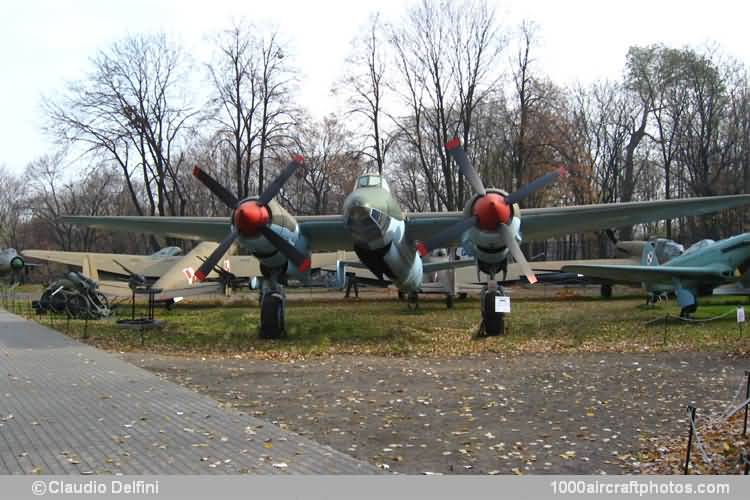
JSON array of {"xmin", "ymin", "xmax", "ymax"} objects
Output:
[{"xmin": 641, "ymin": 241, "xmax": 659, "ymax": 267}]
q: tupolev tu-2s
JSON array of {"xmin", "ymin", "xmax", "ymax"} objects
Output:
[{"xmin": 62, "ymin": 139, "xmax": 750, "ymax": 337}]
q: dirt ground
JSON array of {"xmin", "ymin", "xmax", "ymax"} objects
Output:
[{"xmin": 121, "ymin": 351, "xmax": 750, "ymax": 475}]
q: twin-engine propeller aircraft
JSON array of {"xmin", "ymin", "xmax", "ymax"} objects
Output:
[
  {"xmin": 562, "ymin": 233, "xmax": 750, "ymax": 317},
  {"xmin": 63, "ymin": 139, "xmax": 750, "ymax": 337}
]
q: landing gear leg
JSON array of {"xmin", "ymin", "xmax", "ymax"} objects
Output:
[
  {"xmin": 478, "ymin": 278, "xmax": 505, "ymax": 337},
  {"xmin": 445, "ymin": 294, "xmax": 454, "ymax": 309},
  {"xmin": 679, "ymin": 303, "xmax": 697, "ymax": 319},
  {"xmin": 407, "ymin": 292, "xmax": 419, "ymax": 310},
  {"xmin": 259, "ymin": 280, "xmax": 287, "ymax": 339}
]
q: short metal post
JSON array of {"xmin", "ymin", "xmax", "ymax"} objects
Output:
[
  {"xmin": 685, "ymin": 405, "xmax": 696, "ymax": 475},
  {"xmin": 663, "ymin": 315, "xmax": 668, "ymax": 345},
  {"xmin": 742, "ymin": 452, "xmax": 750, "ymax": 475},
  {"xmin": 743, "ymin": 371, "xmax": 750, "ymax": 437}
]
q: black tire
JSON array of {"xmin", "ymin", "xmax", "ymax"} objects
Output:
[
  {"xmin": 260, "ymin": 293, "xmax": 285, "ymax": 339},
  {"xmin": 66, "ymin": 294, "xmax": 87, "ymax": 319},
  {"xmin": 600, "ymin": 284, "xmax": 613, "ymax": 299},
  {"xmin": 481, "ymin": 290, "xmax": 505, "ymax": 336},
  {"xmin": 446, "ymin": 294, "xmax": 454, "ymax": 309},
  {"xmin": 49, "ymin": 291, "xmax": 67, "ymax": 314},
  {"xmin": 93, "ymin": 292, "xmax": 109, "ymax": 310}
]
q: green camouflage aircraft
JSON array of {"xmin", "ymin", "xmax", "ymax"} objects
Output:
[
  {"xmin": 62, "ymin": 139, "xmax": 750, "ymax": 337},
  {"xmin": 562, "ymin": 233, "xmax": 750, "ymax": 316}
]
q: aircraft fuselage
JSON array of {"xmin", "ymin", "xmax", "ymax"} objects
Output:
[{"xmin": 342, "ymin": 175, "xmax": 423, "ymax": 292}]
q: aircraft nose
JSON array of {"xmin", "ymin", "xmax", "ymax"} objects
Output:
[{"xmin": 346, "ymin": 196, "xmax": 371, "ymax": 221}]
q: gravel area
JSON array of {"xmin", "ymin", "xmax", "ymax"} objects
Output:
[{"xmin": 121, "ymin": 351, "xmax": 750, "ymax": 474}]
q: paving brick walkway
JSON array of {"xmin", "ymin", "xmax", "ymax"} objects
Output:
[{"xmin": 0, "ymin": 311, "xmax": 374, "ymax": 474}]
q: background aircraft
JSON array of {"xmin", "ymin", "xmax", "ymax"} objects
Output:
[
  {"xmin": 0, "ymin": 248, "xmax": 38, "ymax": 283},
  {"xmin": 62, "ymin": 141, "xmax": 750, "ymax": 337},
  {"xmin": 561, "ymin": 233, "xmax": 750, "ymax": 316},
  {"xmin": 24, "ymin": 244, "xmax": 355, "ymax": 301}
]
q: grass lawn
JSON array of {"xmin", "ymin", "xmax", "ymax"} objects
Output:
[{"xmin": 12, "ymin": 288, "xmax": 750, "ymax": 359}]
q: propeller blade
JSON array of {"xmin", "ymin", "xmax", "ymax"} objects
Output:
[
  {"xmin": 446, "ymin": 137, "xmax": 486, "ymax": 196},
  {"xmin": 258, "ymin": 156, "xmax": 304, "ymax": 206},
  {"xmin": 196, "ymin": 256, "xmax": 237, "ymax": 281},
  {"xmin": 504, "ymin": 167, "xmax": 566, "ymax": 206},
  {"xmin": 193, "ymin": 166, "xmax": 239, "ymax": 209},
  {"xmin": 499, "ymin": 224, "xmax": 537, "ymax": 285},
  {"xmin": 259, "ymin": 225, "xmax": 311, "ymax": 272},
  {"xmin": 194, "ymin": 230, "xmax": 238, "ymax": 282},
  {"xmin": 113, "ymin": 259, "xmax": 146, "ymax": 285},
  {"xmin": 417, "ymin": 216, "xmax": 477, "ymax": 256}
]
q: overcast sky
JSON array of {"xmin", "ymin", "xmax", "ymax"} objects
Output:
[{"xmin": 1, "ymin": 0, "xmax": 748, "ymax": 174}]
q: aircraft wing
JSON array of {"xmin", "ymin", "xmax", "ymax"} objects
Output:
[
  {"xmin": 560, "ymin": 264, "xmax": 733, "ymax": 285},
  {"xmin": 405, "ymin": 195, "xmax": 750, "ymax": 244},
  {"xmin": 518, "ymin": 196, "xmax": 750, "ymax": 241},
  {"xmin": 61, "ymin": 194, "xmax": 750, "ymax": 250},
  {"xmin": 95, "ymin": 280, "xmax": 225, "ymax": 300},
  {"xmin": 60, "ymin": 215, "xmax": 354, "ymax": 252},
  {"xmin": 22, "ymin": 249, "xmax": 181, "ymax": 277}
]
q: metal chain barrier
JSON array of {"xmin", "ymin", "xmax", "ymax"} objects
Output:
[
  {"xmin": 645, "ymin": 309, "xmax": 737, "ymax": 326},
  {"xmin": 720, "ymin": 376, "xmax": 749, "ymax": 420},
  {"xmin": 688, "ymin": 408, "xmax": 716, "ymax": 465}
]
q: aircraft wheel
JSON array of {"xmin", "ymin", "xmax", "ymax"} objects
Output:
[
  {"xmin": 94, "ymin": 292, "xmax": 109, "ymax": 310},
  {"xmin": 680, "ymin": 303, "xmax": 697, "ymax": 318},
  {"xmin": 446, "ymin": 294, "xmax": 454, "ymax": 309},
  {"xmin": 479, "ymin": 289, "xmax": 505, "ymax": 337},
  {"xmin": 49, "ymin": 291, "xmax": 67, "ymax": 314},
  {"xmin": 66, "ymin": 294, "xmax": 87, "ymax": 319},
  {"xmin": 260, "ymin": 293, "xmax": 286, "ymax": 339},
  {"xmin": 600, "ymin": 284, "xmax": 613, "ymax": 299},
  {"xmin": 458, "ymin": 293, "xmax": 468, "ymax": 300}
]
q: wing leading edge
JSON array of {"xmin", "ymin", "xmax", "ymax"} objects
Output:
[{"xmin": 561, "ymin": 263, "xmax": 733, "ymax": 285}]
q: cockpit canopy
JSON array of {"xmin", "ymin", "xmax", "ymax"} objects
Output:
[
  {"xmin": 652, "ymin": 238, "xmax": 684, "ymax": 263},
  {"xmin": 684, "ymin": 239, "xmax": 715, "ymax": 255},
  {"xmin": 151, "ymin": 246, "xmax": 183, "ymax": 258},
  {"xmin": 355, "ymin": 174, "xmax": 390, "ymax": 192}
]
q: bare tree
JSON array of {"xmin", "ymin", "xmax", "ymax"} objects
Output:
[
  {"xmin": 284, "ymin": 114, "xmax": 363, "ymax": 215},
  {"xmin": 45, "ymin": 33, "xmax": 197, "ymax": 223},
  {"xmin": 0, "ymin": 166, "xmax": 29, "ymax": 249},
  {"xmin": 337, "ymin": 13, "xmax": 393, "ymax": 175}
]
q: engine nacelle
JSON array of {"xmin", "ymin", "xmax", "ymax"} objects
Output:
[
  {"xmin": 460, "ymin": 189, "xmax": 521, "ymax": 276},
  {"xmin": 236, "ymin": 198, "xmax": 310, "ymax": 279}
]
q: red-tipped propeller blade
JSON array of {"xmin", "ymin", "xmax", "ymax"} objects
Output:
[
  {"xmin": 417, "ymin": 216, "xmax": 477, "ymax": 256},
  {"xmin": 504, "ymin": 167, "xmax": 567, "ymax": 206},
  {"xmin": 258, "ymin": 156, "xmax": 304, "ymax": 206},
  {"xmin": 193, "ymin": 166, "xmax": 239, "ymax": 209},
  {"xmin": 259, "ymin": 226, "xmax": 310, "ymax": 272},
  {"xmin": 446, "ymin": 137, "xmax": 486, "ymax": 196},
  {"xmin": 194, "ymin": 230, "xmax": 238, "ymax": 282},
  {"xmin": 194, "ymin": 156, "xmax": 310, "ymax": 273},
  {"xmin": 499, "ymin": 224, "xmax": 537, "ymax": 285}
]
